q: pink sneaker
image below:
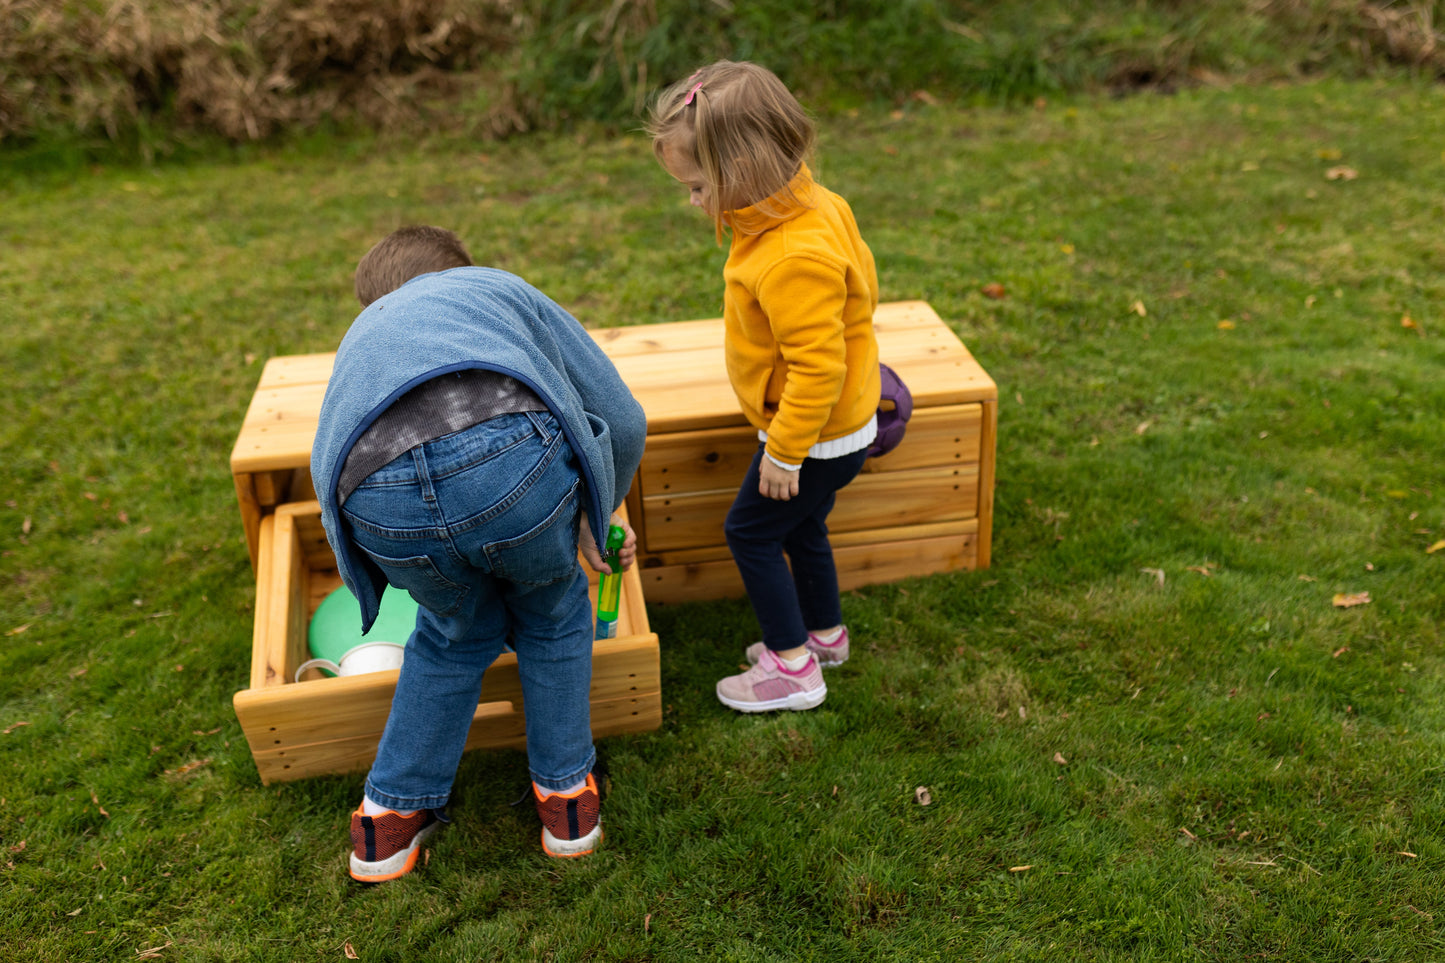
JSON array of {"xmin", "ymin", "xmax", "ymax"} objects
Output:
[
  {"xmin": 717, "ymin": 649, "xmax": 827, "ymax": 713},
  {"xmin": 744, "ymin": 627, "xmax": 850, "ymax": 668}
]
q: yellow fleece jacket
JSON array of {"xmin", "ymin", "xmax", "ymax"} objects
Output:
[{"xmin": 722, "ymin": 164, "xmax": 881, "ymax": 466}]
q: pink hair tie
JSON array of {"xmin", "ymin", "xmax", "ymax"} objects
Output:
[{"xmin": 684, "ymin": 81, "xmax": 704, "ymax": 106}]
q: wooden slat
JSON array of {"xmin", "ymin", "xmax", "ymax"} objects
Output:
[
  {"xmin": 639, "ymin": 531, "xmax": 977, "ymax": 605},
  {"xmin": 641, "ymin": 463, "xmax": 979, "ymax": 553},
  {"xmin": 254, "ymin": 352, "xmax": 336, "ymax": 389},
  {"xmin": 859, "ymin": 404, "xmax": 983, "ymax": 474},
  {"xmin": 637, "ymin": 518, "xmax": 977, "ymax": 568},
  {"xmin": 585, "ymin": 300, "xmax": 946, "ymax": 357},
  {"xmin": 638, "ymin": 403, "xmax": 984, "ymax": 497},
  {"xmin": 247, "ymin": 515, "xmax": 277, "ymax": 691},
  {"xmin": 637, "ymin": 427, "xmax": 757, "ymax": 497},
  {"xmin": 244, "ymin": 690, "xmax": 663, "ymax": 784},
  {"xmin": 235, "ymin": 636, "xmax": 661, "ymax": 784},
  {"xmin": 234, "ymin": 472, "xmax": 263, "ymax": 571},
  {"xmin": 976, "ymin": 399, "xmax": 997, "ymax": 569}
]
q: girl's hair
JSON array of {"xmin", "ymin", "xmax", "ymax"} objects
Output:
[
  {"xmin": 647, "ymin": 60, "xmax": 816, "ymax": 239},
  {"xmin": 355, "ymin": 225, "xmax": 473, "ymax": 306}
]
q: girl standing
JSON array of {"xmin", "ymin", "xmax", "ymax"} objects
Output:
[{"xmin": 648, "ymin": 61, "xmax": 882, "ymax": 712}]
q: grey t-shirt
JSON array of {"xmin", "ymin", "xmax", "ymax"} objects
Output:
[{"xmin": 336, "ymin": 369, "xmax": 546, "ymax": 503}]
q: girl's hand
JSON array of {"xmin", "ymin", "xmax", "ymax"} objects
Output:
[
  {"xmin": 759, "ymin": 458, "xmax": 801, "ymax": 501},
  {"xmin": 578, "ymin": 513, "xmax": 638, "ymax": 573}
]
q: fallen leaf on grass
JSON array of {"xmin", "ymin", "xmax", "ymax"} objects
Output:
[
  {"xmin": 1008, "ymin": 865, "xmax": 1032, "ymax": 873},
  {"xmin": 914, "ymin": 786, "xmax": 932, "ymax": 805},
  {"xmin": 1131, "ymin": 300, "xmax": 1147, "ymax": 317},
  {"xmin": 344, "ymin": 942, "xmax": 360, "ymax": 960},
  {"xmin": 163, "ymin": 758, "xmax": 211, "ymax": 778},
  {"xmin": 1053, "ymin": 752, "xmax": 1068, "ymax": 765},
  {"xmin": 1332, "ymin": 646, "xmax": 1350, "ymax": 658},
  {"xmin": 1179, "ymin": 827, "xmax": 1197, "ymax": 841},
  {"xmin": 6, "ymin": 624, "xmax": 29, "ymax": 636},
  {"xmin": 2, "ymin": 721, "xmax": 30, "ymax": 735},
  {"xmin": 1325, "ymin": 166, "xmax": 1358, "ymax": 181},
  {"xmin": 1217, "ymin": 319, "xmax": 1236, "ymax": 330},
  {"xmin": 1332, "ymin": 592, "xmax": 1371, "ymax": 609},
  {"xmin": 981, "ymin": 282, "xmax": 1006, "ymax": 300},
  {"xmin": 67, "ymin": 908, "xmax": 82, "ymax": 917},
  {"xmin": 1187, "ymin": 566, "xmax": 1213, "ymax": 577},
  {"xmin": 1398, "ymin": 851, "xmax": 1417, "ymax": 858},
  {"xmin": 1298, "ymin": 574, "xmax": 1317, "ymax": 582},
  {"xmin": 1140, "ymin": 567, "xmax": 1166, "ymax": 586},
  {"xmin": 137, "ymin": 941, "xmax": 173, "ymax": 959},
  {"xmin": 21, "ymin": 517, "xmax": 30, "ymax": 535},
  {"xmin": 1427, "ymin": 540, "xmax": 1445, "ymax": 555},
  {"xmin": 1134, "ymin": 420, "xmax": 1152, "ymax": 435},
  {"xmin": 644, "ymin": 913, "xmax": 652, "ymax": 934}
]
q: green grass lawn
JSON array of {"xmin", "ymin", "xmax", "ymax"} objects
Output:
[{"xmin": 2, "ymin": 77, "xmax": 1444, "ymax": 961}]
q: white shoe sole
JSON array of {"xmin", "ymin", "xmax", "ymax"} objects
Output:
[
  {"xmin": 349, "ymin": 819, "xmax": 442, "ymax": 882},
  {"xmin": 716, "ymin": 681, "xmax": 827, "ymax": 713},
  {"xmin": 542, "ymin": 821, "xmax": 603, "ymax": 858}
]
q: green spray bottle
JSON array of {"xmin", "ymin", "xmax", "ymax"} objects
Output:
[{"xmin": 594, "ymin": 523, "xmax": 626, "ymax": 640}]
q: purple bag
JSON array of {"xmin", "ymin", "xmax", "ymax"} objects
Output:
[{"xmin": 866, "ymin": 362, "xmax": 913, "ymax": 458}]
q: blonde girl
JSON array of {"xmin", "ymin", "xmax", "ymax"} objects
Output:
[{"xmin": 648, "ymin": 61, "xmax": 882, "ymax": 713}]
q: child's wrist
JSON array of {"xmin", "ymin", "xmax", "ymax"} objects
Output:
[{"xmin": 765, "ymin": 453, "xmax": 802, "ymax": 471}]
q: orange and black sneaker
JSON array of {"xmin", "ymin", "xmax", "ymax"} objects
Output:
[
  {"xmin": 348, "ymin": 806, "xmax": 448, "ymax": 883},
  {"xmin": 533, "ymin": 773, "xmax": 603, "ymax": 858}
]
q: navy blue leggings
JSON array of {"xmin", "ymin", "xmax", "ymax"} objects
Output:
[{"xmin": 724, "ymin": 445, "xmax": 869, "ymax": 651}]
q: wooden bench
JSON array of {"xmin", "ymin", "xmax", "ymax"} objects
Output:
[
  {"xmin": 228, "ymin": 300, "xmax": 993, "ymax": 783},
  {"xmin": 231, "ymin": 300, "xmax": 997, "ymax": 596}
]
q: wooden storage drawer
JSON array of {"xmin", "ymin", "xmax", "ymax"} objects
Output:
[
  {"xmin": 636, "ymin": 404, "xmax": 985, "ymax": 553},
  {"xmin": 232, "ymin": 501, "xmax": 661, "ymax": 785},
  {"xmin": 603, "ymin": 302, "xmax": 997, "ymax": 603}
]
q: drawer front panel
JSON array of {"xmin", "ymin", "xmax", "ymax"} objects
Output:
[
  {"xmin": 637, "ymin": 403, "xmax": 983, "ymax": 498},
  {"xmin": 642, "ymin": 463, "xmax": 979, "ymax": 553},
  {"xmin": 639, "ymin": 529, "xmax": 979, "ymax": 605}
]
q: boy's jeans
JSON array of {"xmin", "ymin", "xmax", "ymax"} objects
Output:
[{"xmin": 340, "ymin": 410, "xmax": 596, "ymax": 807}]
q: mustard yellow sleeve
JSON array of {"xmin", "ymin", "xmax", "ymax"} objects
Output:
[{"xmin": 754, "ymin": 254, "xmax": 849, "ymax": 465}]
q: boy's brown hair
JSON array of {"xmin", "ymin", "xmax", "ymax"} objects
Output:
[
  {"xmin": 355, "ymin": 226, "xmax": 473, "ymax": 306},
  {"xmin": 647, "ymin": 60, "xmax": 816, "ymax": 239}
]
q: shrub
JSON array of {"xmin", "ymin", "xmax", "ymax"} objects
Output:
[{"xmin": 1, "ymin": 0, "xmax": 1442, "ymax": 149}]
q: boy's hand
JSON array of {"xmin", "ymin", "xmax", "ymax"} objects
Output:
[
  {"xmin": 759, "ymin": 458, "xmax": 801, "ymax": 501},
  {"xmin": 579, "ymin": 513, "xmax": 637, "ymax": 574}
]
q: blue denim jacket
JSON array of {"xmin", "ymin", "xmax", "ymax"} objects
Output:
[{"xmin": 311, "ymin": 267, "xmax": 647, "ymax": 632}]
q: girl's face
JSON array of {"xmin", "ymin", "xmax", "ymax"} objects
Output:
[{"xmin": 660, "ymin": 144, "xmax": 715, "ymax": 216}]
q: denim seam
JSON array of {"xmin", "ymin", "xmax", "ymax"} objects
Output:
[{"xmin": 445, "ymin": 429, "xmax": 565, "ymax": 536}]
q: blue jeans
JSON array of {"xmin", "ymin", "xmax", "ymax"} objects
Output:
[
  {"xmin": 340, "ymin": 410, "xmax": 595, "ymax": 806},
  {"xmin": 724, "ymin": 445, "xmax": 869, "ymax": 652}
]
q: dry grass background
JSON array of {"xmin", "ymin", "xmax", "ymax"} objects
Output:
[
  {"xmin": 0, "ymin": 0, "xmax": 515, "ymax": 142},
  {"xmin": 0, "ymin": 1, "xmax": 1443, "ymax": 148}
]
